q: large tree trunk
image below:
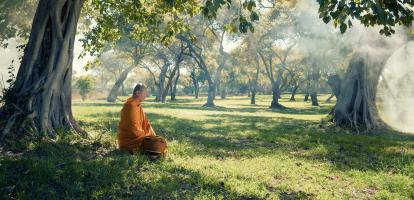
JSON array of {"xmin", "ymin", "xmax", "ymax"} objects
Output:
[
  {"xmin": 0, "ymin": 0, "xmax": 84, "ymax": 137},
  {"xmin": 332, "ymin": 54, "xmax": 383, "ymax": 130},
  {"xmin": 327, "ymin": 74, "xmax": 342, "ymax": 98},
  {"xmin": 107, "ymin": 64, "xmax": 135, "ymax": 102},
  {"xmin": 326, "ymin": 74, "xmax": 341, "ymax": 102}
]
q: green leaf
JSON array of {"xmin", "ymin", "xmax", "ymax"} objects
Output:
[
  {"xmin": 339, "ymin": 23, "xmax": 347, "ymax": 33},
  {"xmin": 250, "ymin": 11, "xmax": 259, "ymax": 21},
  {"xmin": 322, "ymin": 16, "xmax": 331, "ymax": 23},
  {"xmin": 247, "ymin": 1, "xmax": 256, "ymax": 11}
]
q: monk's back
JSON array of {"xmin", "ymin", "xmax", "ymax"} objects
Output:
[{"xmin": 117, "ymin": 98, "xmax": 147, "ymax": 151}]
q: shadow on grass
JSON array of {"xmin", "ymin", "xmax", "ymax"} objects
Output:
[
  {"xmin": 0, "ymin": 137, "xmax": 258, "ymax": 199},
  {"xmin": 141, "ymin": 102, "xmax": 333, "ymax": 115},
  {"xmin": 81, "ymin": 109, "xmax": 414, "ymax": 175}
]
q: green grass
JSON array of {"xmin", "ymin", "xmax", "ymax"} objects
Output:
[{"xmin": 1, "ymin": 94, "xmax": 414, "ymax": 199}]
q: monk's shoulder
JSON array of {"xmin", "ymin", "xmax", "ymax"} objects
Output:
[{"xmin": 123, "ymin": 99, "xmax": 141, "ymax": 109}]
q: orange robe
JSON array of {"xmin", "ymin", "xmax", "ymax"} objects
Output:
[{"xmin": 117, "ymin": 97, "xmax": 155, "ymax": 153}]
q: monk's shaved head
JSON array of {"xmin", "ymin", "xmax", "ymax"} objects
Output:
[
  {"xmin": 133, "ymin": 83, "xmax": 148, "ymax": 102},
  {"xmin": 133, "ymin": 83, "xmax": 147, "ymax": 96}
]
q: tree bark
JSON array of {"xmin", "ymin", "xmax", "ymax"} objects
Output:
[
  {"xmin": 327, "ymin": 74, "xmax": 342, "ymax": 98},
  {"xmin": 332, "ymin": 54, "xmax": 383, "ymax": 130},
  {"xmin": 0, "ymin": 0, "xmax": 84, "ymax": 137},
  {"xmin": 107, "ymin": 64, "xmax": 135, "ymax": 102},
  {"xmin": 0, "ymin": 0, "xmax": 84, "ymax": 136}
]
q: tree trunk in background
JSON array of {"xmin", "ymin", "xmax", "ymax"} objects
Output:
[
  {"xmin": 310, "ymin": 66, "xmax": 320, "ymax": 106},
  {"xmin": 332, "ymin": 54, "xmax": 383, "ymax": 130},
  {"xmin": 0, "ymin": 0, "xmax": 84, "ymax": 137},
  {"xmin": 204, "ymin": 61, "xmax": 224, "ymax": 107},
  {"xmin": 270, "ymin": 85, "xmax": 284, "ymax": 109},
  {"xmin": 220, "ymin": 85, "xmax": 226, "ymax": 99},
  {"xmin": 107, "ymin": 64, "xmax": 135, "ymax": 102},
  {"xmin": 155, "ymin": 62, "xmax": 169, "ymax": 102},
  {"xmin": 216, "ymin": 81, "xmax": 221, "ymax": 99},
  {"xmin": 250, "ymin": 57, "xmax": 260, "ymax": 105},
  {"xmin": 171, "ymin": 66, "xmax": 180, "ymax": 101},
  {"xmin": 162, "ymin": 64, "xmax": 180, "ymax": 103},
  {"xmin": 205, "ymin": 80, "xmax": 216, "ymax": 107},
  {"xmin": 304, "ymin": 92, "xmax": 309, "ymax": 101},
  {"xmin": 250, "ymin": 90, "xmax": 256, "ymax": 105},
  {"xmin": 178, "ymin": 34, "xmax": 221, "ymax": 107},
  {"xmin": 190, "ymin": 71, "xmax": 199, "ymax": 99},
  {"xmin": 326, "ymin": 93, "xmax": 335, "ymax": 102},
  {"xmin": 121, "ymin": 83, "xmax": 126, "ymax": 96},
  {"xmin": 290, "ymin": 85, "xmax": 299, "ymax": 101},
  {"xmin": 161, "ymin": 84, "xmax": 170, "ymax": 103},
  {"xmin": 310, "ymin": 93, "xmax": 319, "ymax": 106}
]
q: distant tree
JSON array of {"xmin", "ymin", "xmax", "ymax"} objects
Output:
[
  {"xmin": 75, "ymin": 76, "xmax": 94, "ymax": 101},
  {"xmin": 258, "ymin": 7, "xmax": 298, "ymax": 109}
]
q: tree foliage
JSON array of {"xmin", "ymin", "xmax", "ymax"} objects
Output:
[
  {"xmin": 317, "ymin": 0, "xmax": 414, "ymax": 35},
  {"xmin": 75, "ymin": 76, "xmax": 95, "ymax": 101}
]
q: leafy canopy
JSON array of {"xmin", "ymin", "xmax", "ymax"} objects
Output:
[{"xmin": 317, "ymin": 0, "xmax": 414, "ymax": 35}]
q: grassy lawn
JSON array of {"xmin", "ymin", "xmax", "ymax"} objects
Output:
[{"xmin": 1, "ymin": 94, "xmax": 414, "ymax": 199}]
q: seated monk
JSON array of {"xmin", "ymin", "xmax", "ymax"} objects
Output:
[{"xmin": 117, "ymin": 83, "xmax": 156, "ymax": 154}]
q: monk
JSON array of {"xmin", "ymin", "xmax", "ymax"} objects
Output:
[{"xmin": 117, "ymin": 83, "xmax": 156, "ymax": 154}]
